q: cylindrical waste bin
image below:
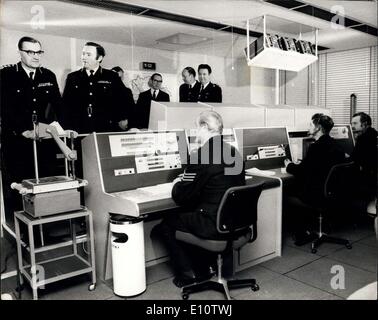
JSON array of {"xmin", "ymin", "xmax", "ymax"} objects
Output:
[{"xmin": 110, "ymin": 214, "xmax": 146, "ymax": 297}]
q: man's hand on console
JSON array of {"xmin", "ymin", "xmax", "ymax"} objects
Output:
[
  {"xmin": 22, "ymin": 130, "xmax": 35, "ymax": 139},
  {"xmin": 284, "ymin": 158, "xmax": 292, "ymax": 167},
  {"xmin": 118, "ymin": 119, "xmax": 128, "ymax": 131},
  {"xmin": 172, "ymin": 173, "xmax": 184, "ymax": 186}
]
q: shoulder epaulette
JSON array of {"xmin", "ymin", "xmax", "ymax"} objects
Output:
[{"xmin": 0, "ymin": 64, "xmax": 16, "ymax": 70}]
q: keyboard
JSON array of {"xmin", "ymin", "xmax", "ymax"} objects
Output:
[
  {"xmin": 245, "ymin": 167, "xmax": 276, "ymax": 176},
  {"xmin": 137, "ymin": 182, "xmax": 174, "ymax": 198},
  {"xmin": 112, "ymin": 182, "xmax": 174, "ymax": 204}
]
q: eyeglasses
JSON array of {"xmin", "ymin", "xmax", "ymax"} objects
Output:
[
  {"xmin": 152, "ymin": 79, "xmax": 162, "ymax": 83},
  {"xmin": 20, "ymin": 49, "xmax": 44, "ymax": 57}
]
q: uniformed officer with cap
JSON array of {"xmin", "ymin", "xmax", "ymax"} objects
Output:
[
  {"xmin": 62, "ymin": 42, "xmax": 129, "ymax": 134},
  {"xmin": 197, "ymin": 64, "xmax": 222, "ymax": 103},
  {"xmin": 0, "ymin": 36, "xmax": 62, "ymax": 225},
  {"xmin": 179, "ymin": 66, "xmax": 201, "ymax": 102}
]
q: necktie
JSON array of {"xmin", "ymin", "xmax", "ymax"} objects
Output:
[
  {"xmin": 29, "ymin": 72, "xmax": 34, "ymax": 80},
  {"xmin": 89, "ymin": 70, "xmax": 94, "ymax": 78},
  {"xmin": 153, "ymin": 90, "xmax": 157, "ymax": 100},
  {"xmin": 200, "ymin": 84, "xmax": 204, "ymax": 92}
]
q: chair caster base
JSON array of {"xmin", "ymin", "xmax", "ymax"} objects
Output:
[{"xmin": 251, "ymin": 283, "xmax": 259, "ymax": 292}]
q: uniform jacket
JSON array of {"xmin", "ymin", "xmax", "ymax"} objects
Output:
[
  {"xmin": 286, "ymin": 134, "xmax": 345, "ymax": 205},
  {"xmin": 172, "ymin": 135, "xmax": 245, "ymax": 221},
  {"xmin": 62, "ymin": 67, "xmax": 130, "ymax": 134},
  {"xmin": 0, "ymin": 62, "xmax": 62, "ymax": 169},
  {"xmin": 0, "ymin": 62, "xmax": 61, "ymax": 140},
  {"xmin": 133, "ymin": 89, "xmax": 170, "ymax": 129},
  {"xmin": 351, "ymin": 127, "xmax": 378, "ymax": 192},
  {"xmin": 179, "ymin": 81, "xmax": 201, "ymax": 102},
  {"xmin": 197, "ymin": 82, "xmax": 222, "ymax": 103}
]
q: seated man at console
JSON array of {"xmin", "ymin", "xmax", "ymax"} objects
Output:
[
  {"xmin": 351, "ymin": 112, "xmax": 377, "ymax": 202},
  {"xmin": 152, "ymin": 110, "xmax": 245, "ymax": 287},
  {"xmin": 284, "ymin": 114, "xmax": 345, "ymax": 245}
]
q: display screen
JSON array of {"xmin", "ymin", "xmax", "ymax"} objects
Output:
[{"xmin": 234, "ymin": 127, "xmax": 291, "ymax": 170}]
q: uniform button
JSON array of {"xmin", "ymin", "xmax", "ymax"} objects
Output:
[
  {"xmin": 89, "ymin": 92, "xmax": 93, "ymax": 95},
  {"xmin": 89, "ymin": 82, "xmax": 93, "ymax": 85},
  {"xmin": 46, "ymin": 90, "xmax": 49, "ymax": 93},
  {"xmin": 32, "ymin": 87, "xmax": 35, "ymax": 90},
  {"xmin": 17, "ymin": 89, "xmax": 20, "ymax": 93},
  {"xmin": 33, "ymin": 98, "xmax": 36, "ymax": 102},
  {"xmin": 89, "ymin": 104, "xmax": 92, "ymax": 107}
]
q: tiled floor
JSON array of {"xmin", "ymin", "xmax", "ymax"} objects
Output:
[{"xmin": 1, "ymin": 219, "xmax": 377, "ymax": 300}]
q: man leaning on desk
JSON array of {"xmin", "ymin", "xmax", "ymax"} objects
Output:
[
  {"xmin": 284, "ymin": 114, "xmax": 345, "ymax": 245},
  {"xmin": 152, "ymin": 110, "xmax": 245, "ymax": 288}
]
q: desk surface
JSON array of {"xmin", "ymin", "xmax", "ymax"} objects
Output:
[
  {"xmin": 246, "ymin": 168, "xmax": 294, "ymax": 186},
  {"xmin": 120, "ymin": 175, "xmax": 281, "ymax": 216}
]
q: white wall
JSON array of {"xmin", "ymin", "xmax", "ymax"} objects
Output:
[
  {"xmin": 1, "ymin": 27, "xmax": 257, "ymax": 104},
  {"xmin": 250, "ymin": 66, "xmax": 276, "ymax": 105}
]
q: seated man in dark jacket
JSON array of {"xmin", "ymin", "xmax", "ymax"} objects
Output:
[
  {"xmin": 153, "ymin": 110, "xmax": 245, "ymax": 287},
  {"xmin": 284, "ymin": 114, "xmax": 345, "ymax": 245},
  {"xmin": 351, "ymin": 112, "xmax": 377, "ymax": 200}
]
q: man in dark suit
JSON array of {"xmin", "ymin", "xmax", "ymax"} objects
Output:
[
  {"xmin": 179, "ymin": 67, "xmax": 201, "ymax": 102},
  {"xmin": 0, "ymin": 36, "xmax": 62, "ymax": 226},
  {"xmin": 197, "ymin": 64, "xmax": 222, "ymax": 103},
  {"xmin": 111, "ymin": 66, "xmax": 135, "ymax": 131},
  {"xmin": 152, "ymin": 110, "xmax": 245, "ymax": 287},
  {"xmin": 62, "ymin": 42, "xmax": 129, "ymax": 134},
  {"xmin": 133, "ymin": 73, "xmax": 170, "ymax": 129},
  {"xmin": 351, "ymin": 112, "xmax": 377, "ymax": 199},
  {"xmin": 284, "ymin": 114, "xmax": 345, "ymax": 245}
]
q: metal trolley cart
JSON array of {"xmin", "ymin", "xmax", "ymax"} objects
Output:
[
  {"xmin": 14, "ymin": 208, "xmax": 96, "ymax": 300},
  {"xmin": 11, "ymin": 122, "xmax": 96, "ymax": 299}
]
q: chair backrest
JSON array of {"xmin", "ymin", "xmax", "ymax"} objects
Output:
[
  {"xmin": 324, "ymin": 161, "xmax": 359, "ymax": 201},
  {"xmin": 216, "ymin": 182, "xmax": 264, "ymax": 235}
]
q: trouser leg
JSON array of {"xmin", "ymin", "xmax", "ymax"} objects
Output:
[{"xmin": 152, "ymin": 216, "xmax": 194, "ymax": 275}]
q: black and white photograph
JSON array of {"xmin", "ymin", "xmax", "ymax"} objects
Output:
[{"xmin": 0, "ymin": 0, "xmax": 377, "ymax": 310}]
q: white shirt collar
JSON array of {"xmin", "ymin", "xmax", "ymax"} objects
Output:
[
  {"xmin": 201, "ymin": 82, "xmax": 210, "ymax": 90},
  {"xmin": 189, "ymin": 81, "xmax": 197, "ymax": 88},
  {"xmin": 86, "ymin": 66, "xmax": 99, "ymax": 77},
  {"xmin": 21, "ymin": 65, "xmax": 37, "ymax": 79},
  {"xmin": 151, "ymin": 88, "xmax": 159, "ymax": 96}
]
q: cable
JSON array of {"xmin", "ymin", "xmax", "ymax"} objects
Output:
[{"xmin": 82, "ymin": 242, "xmax": 89, "ymax": 255}]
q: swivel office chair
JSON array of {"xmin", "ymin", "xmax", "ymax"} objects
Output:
[
  {"xmin": 310, "ymin": 162, "xmax": 357, "ymax": 253},
  {"xmin": 175, "ymin": 182, "xmax": 264, "ymax": 300}
]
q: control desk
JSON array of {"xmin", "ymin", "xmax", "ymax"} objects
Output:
[
  {"xmin": 82, "ymin": 130, "xmax": 283, "ymax": 281},
  {"xmin": 235, "ymin": 126, "xmax": 295, "ymax": 186}
]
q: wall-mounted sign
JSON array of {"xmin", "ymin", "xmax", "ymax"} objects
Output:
[{"xmin": 141, "ymin": 62, "xmax": 156, "ymax": 70}]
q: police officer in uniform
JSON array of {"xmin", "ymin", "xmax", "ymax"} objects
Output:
[
  {"xmin": 0, "ymin": 36, "xmax": 62, "ymax": 225},
  {"xmin": 179, "ymin": 67, "xmax": 201, "ymax": 102},
  {"xmin": 197, "ymin": 64, "xmax": 222, "ymax": 103},
  {"xmin": 152, "ymin": 110, "xmax": 245, "ymax": 287},
  {"xmin": 62, "ymin": 42, "xmax": 129, "ymax": 134}
]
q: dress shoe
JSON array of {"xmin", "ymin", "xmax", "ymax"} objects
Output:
[
  {"xmin": 294, "ymin": 230, "xmax": 316, "ymax": 246},
  {"xmin": 172, "ymin": 271, "xmax": 197, "ymax": 288}
]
